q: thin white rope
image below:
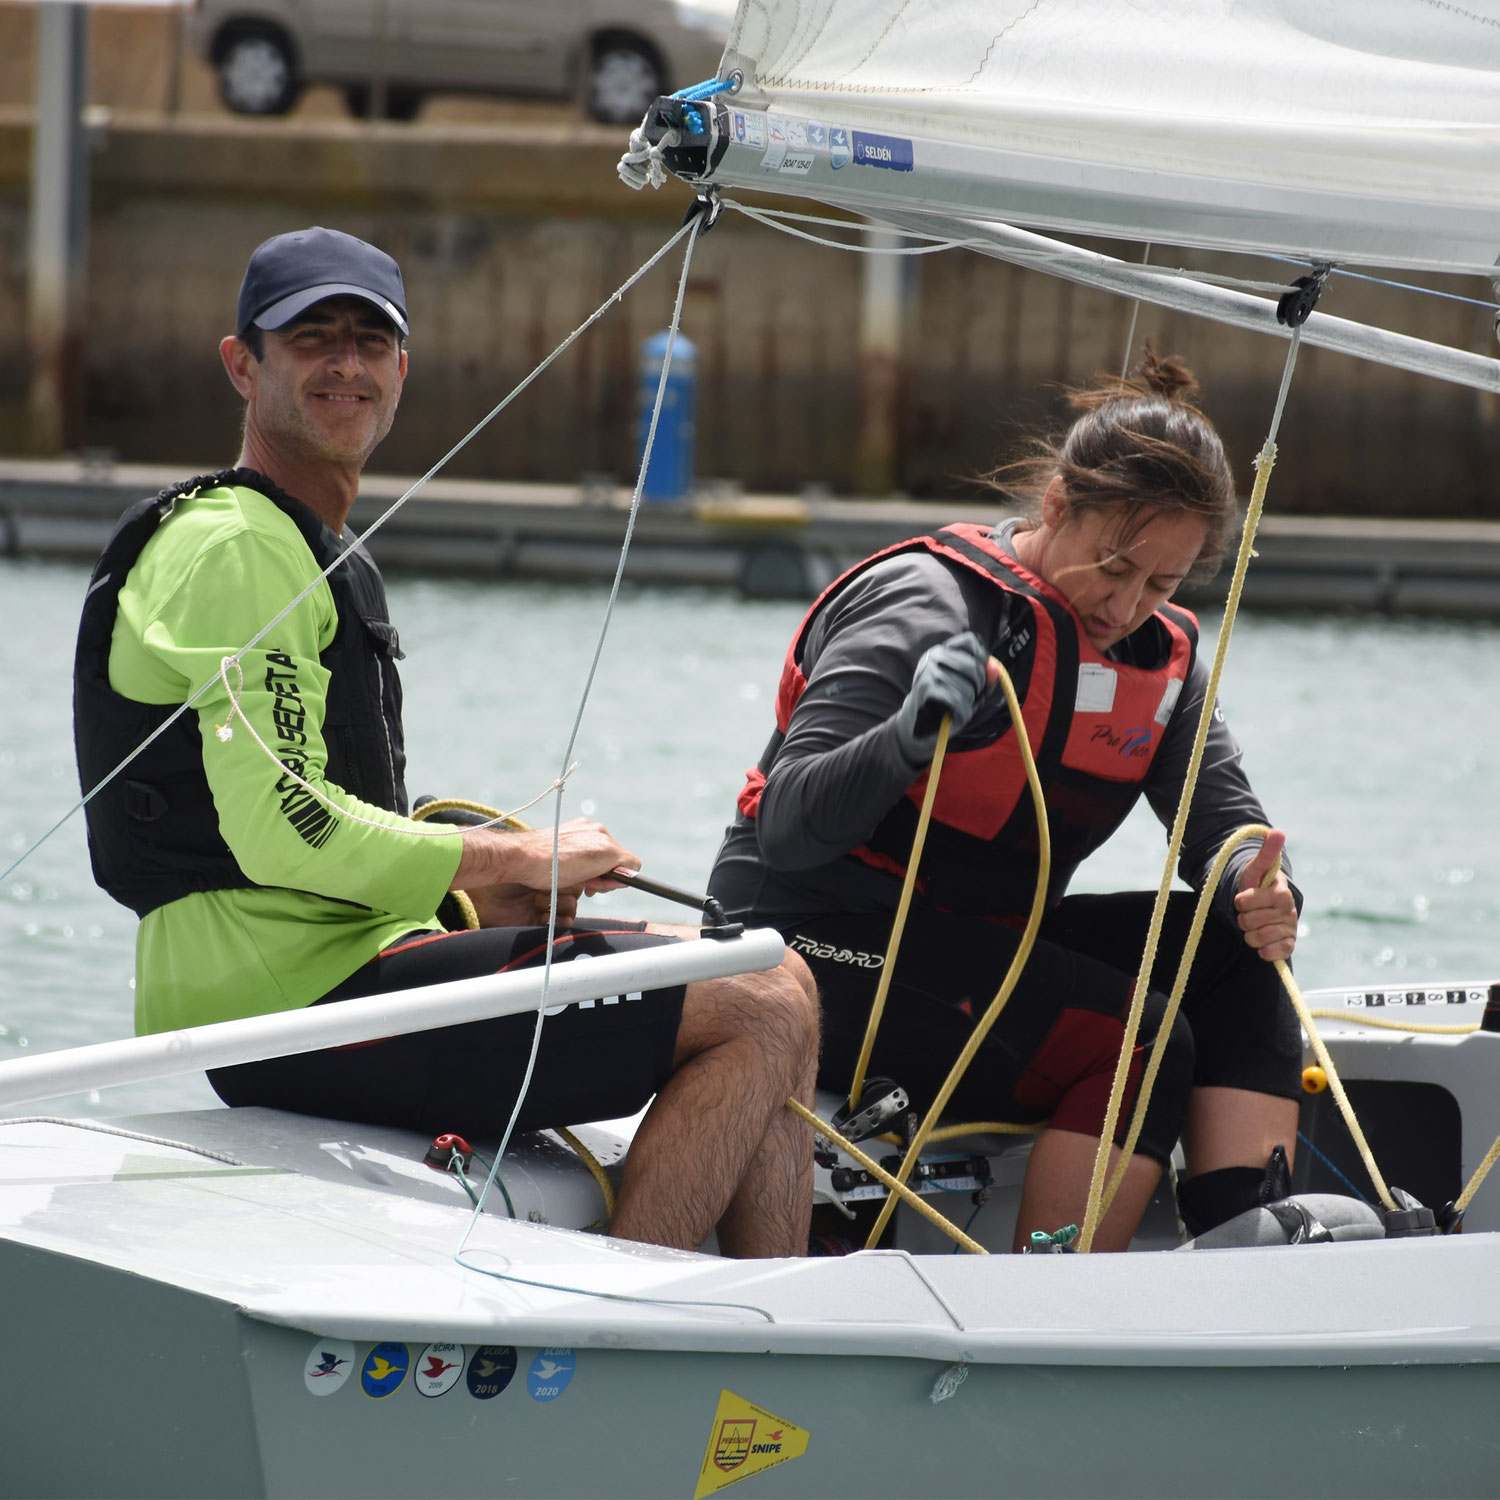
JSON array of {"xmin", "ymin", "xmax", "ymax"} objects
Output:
[
  {"xmin": 0, "ymin": 1115, "xmax": 249, "ymax": 1165},
  {"xmin": 730, "ymin": 202, "xmax": 1292, "ymax": 295},
  {"xmin": 452, "ymin": 218, "xmax": 741, "ymax": 1313},
  {"xmin": 0, "ymin": 220, "xmax": 698, "ymax": 889},
  {"xmin": 1120, "ymin": 242, "xmax": 1152, "ymax": 379},
  {"xmin": 728, "ymin": 200, "xmax": 961, "ymax": 255}
]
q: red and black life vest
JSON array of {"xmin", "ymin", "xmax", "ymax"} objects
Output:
[
  {"xmin": 737, "ymin": 524, "xmax": 1198, "ymax": 918},
  {"xmin": 73, "ymin": 468, "xmax": 410, "ymax": 918}
]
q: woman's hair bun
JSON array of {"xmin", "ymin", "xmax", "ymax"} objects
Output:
[
  {"xmin": 1134, "ymin": 342, "xmax": 1200, "ymax": 403},
  {"xmin": 1067, "ymin": 339, "xmax": 1201, "ymax": 411}
]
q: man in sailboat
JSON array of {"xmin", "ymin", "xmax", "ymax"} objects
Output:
[
  {"xmin": 710, "ymin": 350, "xmax": 1303, "ymax": 1250},
  {"xmin": 73, "ymin": 226, "xmax": 819, "ymax": 1258}
]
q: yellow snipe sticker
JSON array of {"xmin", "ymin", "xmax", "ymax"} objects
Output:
[{"xmin": 694, "ymin": 1388, "xmax": 810, "ymax": 1498}]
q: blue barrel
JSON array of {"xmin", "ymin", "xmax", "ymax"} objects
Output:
[{"xmin": 636, "ymin": 331, "xmax": 697, "ymax": 503}]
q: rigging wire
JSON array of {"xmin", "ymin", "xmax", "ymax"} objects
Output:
[
  {"xmin": 447, "ymin": 214, "xmax": 778, "ymax": 1322},
  {"xmin": 1266, "ymin": 254, "xmax": 1500, "ymax": 313},
  {"xmin": 1119, "ymin": 243, "xmax": 1152, "ymax": 378},
  {"xmin": 0, "ymin": 219, "xmax": 698, "ymax": 889}
]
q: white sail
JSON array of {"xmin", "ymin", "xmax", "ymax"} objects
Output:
[{"xmin": 711, "ymin": 0, "xmax": 1500, "ymax": 276}]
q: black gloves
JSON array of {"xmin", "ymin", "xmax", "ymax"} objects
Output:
[{"xmin": 892, "ymin": 631, "xmax": 994, "ymax": 763}]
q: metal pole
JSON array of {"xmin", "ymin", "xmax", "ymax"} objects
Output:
[
  {"xmin": 370, "ymin": 0, "xmax": 390, "ymax": 120},
  {"xmin": 853, "ymin": 227, "xmax": 906, "ymax": 495},
  {"xmin": 26, "ymin": 1, "xmax": 90, "ymax": 456},
  {"xmin": 872, "ymin": 207, "xmax": 1500, "ymax": 398}
]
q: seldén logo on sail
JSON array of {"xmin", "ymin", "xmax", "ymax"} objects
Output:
[{"xmin": 851, "ymin": 132, "xmax": 914, "ymax": 171}]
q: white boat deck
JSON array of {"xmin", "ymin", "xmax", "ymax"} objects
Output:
[{"xmin": 4, "ymin": 1113, "xmax": 1498, "ymax": 1368}]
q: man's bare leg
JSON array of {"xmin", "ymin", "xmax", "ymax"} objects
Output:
[
  {"xmin": 609, "ymin": 946, "xmax": 818, "ymax": 1257},
  {"xmin": 714, "ymin": 955, "xmax": 818, "ymax": 1257},
  {"xmin": 1012, "ymin": 1127, "xmax": 1162, "ymax": 1253}
]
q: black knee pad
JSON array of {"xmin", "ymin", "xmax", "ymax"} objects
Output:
[{"xmin": 1177, "ymin": 1144, "xmax": 1293, "ymax": 1238}]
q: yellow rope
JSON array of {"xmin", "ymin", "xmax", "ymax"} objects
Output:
[
  {"xmin": 554, "ymin": 1126, "xmax": 618, "ymax": 1220},
  {"xmin": 1456, "ymin": 1136, "xmax": 1500, "ymax": 1215},
  {"xmin": 1079, "ymin": 329, "xmax": 1305, "ymax": 1253},
  {"xmin": 412, "ymin": 797, "xmax": 530, "ymax": 831},
  {"xmin": 411, "ymin": 797, "xmax": 529, "ymax": 931},
  {"xmin": 847, "ymin": 721, "xmax": 953, "ymax": 1110},
  {"xmin": 788, "ymin": 1099, "xmax": 987, "ymax": 1254},
  {"xmin": 1305, "ymin": 1008, "xmax": 1479, "ymax": 1036},
  {"xmin": 1093, "ymin": 825, "xmax": 1401, "ymax": 1222},
  {"xmin": 1098, "ymin": 824, "xmax": 1269, "ymax": 1214},
  {"xmin": 912, "ymin": 1121, "xmax": 1043, "ymax": 1142},
  {"xmin": 1277, "ymin": 959, "xmax": 1397, "ymax": 1212},
  {"xmin": 863, "ymin": 661, "xmax": 1051, "ymax": 1250}
]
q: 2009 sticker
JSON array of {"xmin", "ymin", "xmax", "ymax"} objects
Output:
[
  {"xmin": 303, "ymin": 1338, "xmax": 356, "ymax": 1397},
  {"xmin": 416, "ymin": 1343, "xmax": 466, "ymax": 1398},
  {"xmin": 466, "ymin": 1345, "xmax": 518, "ymax": 1400},
  {"xmin": 527, "ymin": 1347, "xmax": 577, "ymax": 1402}
]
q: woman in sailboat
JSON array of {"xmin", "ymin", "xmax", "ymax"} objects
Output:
[{"xmin": 709, "ymin": 349, "xmax": 1302, "ymax": 1251}]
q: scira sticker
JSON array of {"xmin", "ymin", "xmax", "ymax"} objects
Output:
[{"xmin": 527, "ymin": 1347, "xmax": 577, "ymax": 1402}]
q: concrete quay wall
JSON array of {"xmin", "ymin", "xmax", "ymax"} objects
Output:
[
  {"xmin": 2, "ymin": 109, "xmax": 1499, "ymax": 516},
  {"xmin": 6, "ymin": 458, "xmax": 1500, "ymax": 616}
]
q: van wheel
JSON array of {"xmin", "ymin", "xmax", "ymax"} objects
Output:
[
  {"xmin": 216, "ymin": 26, "xmax": 299, "ymax": 116},
  {"xmin": 344, "ymin": 85, "xmax": 424, "ymax": 121},
  {"xmin": 587, "ymin": 38, "xmax": 664, "ymax": 124}
]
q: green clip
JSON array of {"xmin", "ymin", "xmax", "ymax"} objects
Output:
[{"xmin": 1024, "ymin": 1224, "xmax": 1079, "ymax": 1254}]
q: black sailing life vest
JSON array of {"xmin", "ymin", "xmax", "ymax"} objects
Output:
[
  {"xmin": 737, "ymin": 524, "xmax": 1199, "ymax": 918},
  {"xmin": 73, "ymin": 468, "xmax": 410, "ymax": 918}
]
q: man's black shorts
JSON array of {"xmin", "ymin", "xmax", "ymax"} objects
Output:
[
  {"xmin": 209, "ymin": 919, "xmax": 686, "ymax": 1138},
  {"xmin": 787, "ymin": 890, "xmax": 1301, "ymax": 1121}
]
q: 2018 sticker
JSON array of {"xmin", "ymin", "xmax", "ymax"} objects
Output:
[{"xmin": 466, "ymin": 1345, "xmax": 518, "ymax": 1400}]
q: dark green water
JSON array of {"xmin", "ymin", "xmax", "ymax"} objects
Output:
[{"xmin": 4, "ymin": 555, "xmax": 1498, "ymax": 1116}]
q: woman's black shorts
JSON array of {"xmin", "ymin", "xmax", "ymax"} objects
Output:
[
  {"xmin": 208, "ymin": 920, "xmax": 687, "ymax": 1138},
  {"xmin": 786, "ymin": 890, "xmax": 1301, "ymax": 1125}
]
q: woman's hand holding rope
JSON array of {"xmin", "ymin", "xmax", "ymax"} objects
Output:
[{"xmin": 1234, "ymin": 828, "xmax": 1298, "ymax": 961}]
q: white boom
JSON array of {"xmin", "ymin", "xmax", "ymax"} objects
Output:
[{"xmin": 0, "ymin": 928, "xmax": 784, "ymax": 1108}]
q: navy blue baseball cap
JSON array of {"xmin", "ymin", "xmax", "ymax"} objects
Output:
[{"xmin": 236, "ymin": 226, "xmax": 408, "ymax": 337}]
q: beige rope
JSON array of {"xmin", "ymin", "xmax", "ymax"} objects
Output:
[
  {"xmin": 847, "ymin": 721, "xmax": 953, "ymax": 1110},
  {"xmin": 862, "ymin": 662, "xmax": 1051, "ymax": 1250},
  {"xmin": 1305, "ymin": 1008, "xmax": 1478, "ymax": 1036},
  {"xmin": 1079, "ymin": 328, "xmax": 1307, "ymax": 1252},
  {"xmin": 788, "ymin": 1098, "xmax": 987, "ymax": 1254},
  {"xmin": 554, "ymin": 1126, "xmax": 618, "ymax": 1221}
]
